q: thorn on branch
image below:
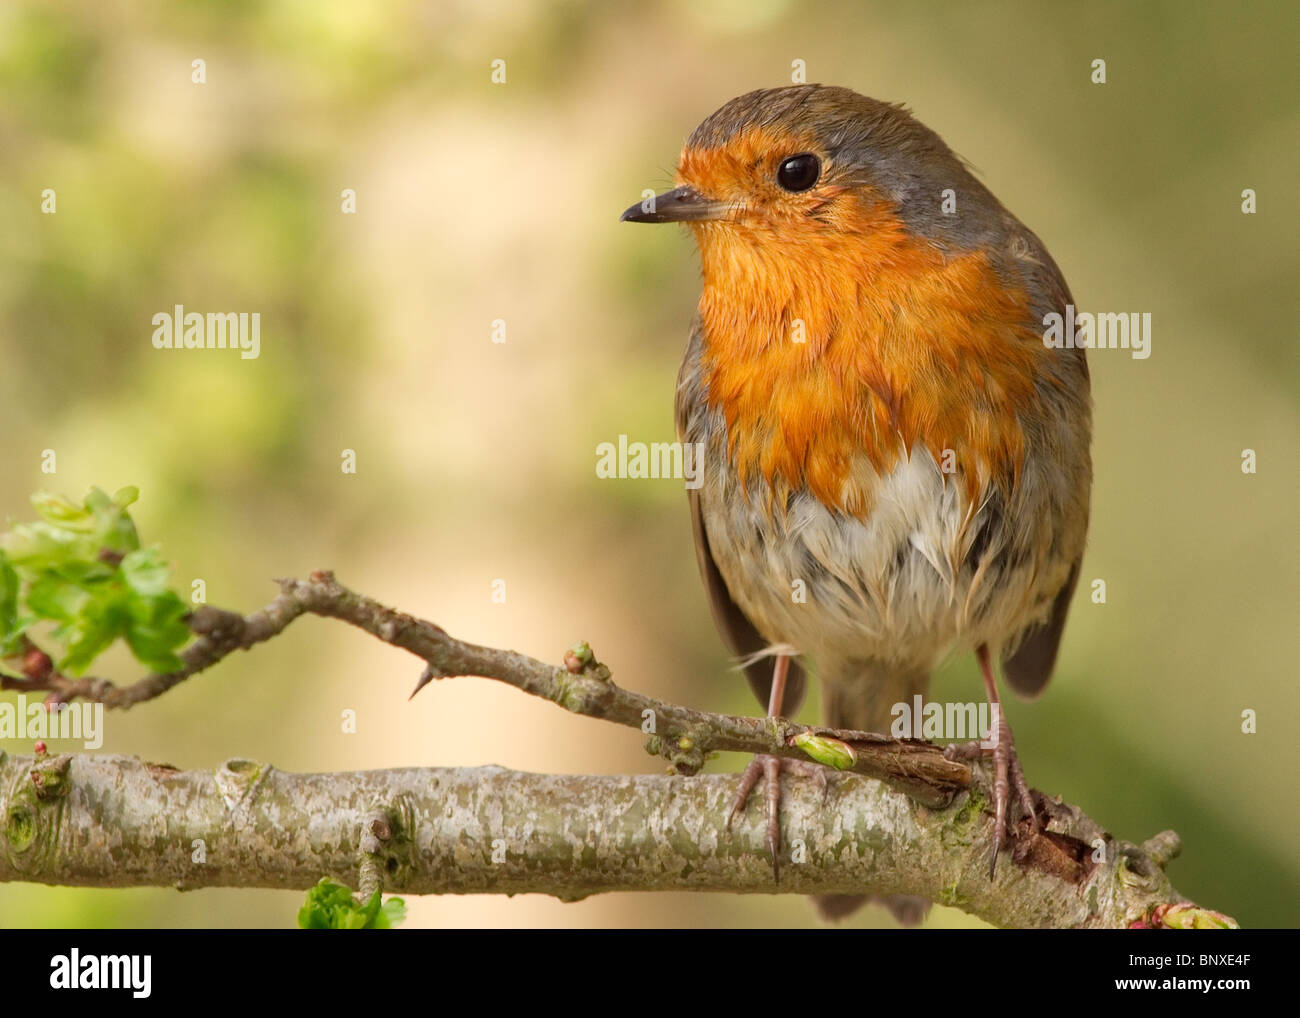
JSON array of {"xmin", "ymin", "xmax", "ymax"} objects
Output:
[{"xmin": 408, "ymin": 665, "xmax": 449, "ymax": 700}]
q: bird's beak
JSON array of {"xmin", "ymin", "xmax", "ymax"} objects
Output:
[{"xmin": 619, "ymin": 185, "xmax": 730, "ymax": 223}]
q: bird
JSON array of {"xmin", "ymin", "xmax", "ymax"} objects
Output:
[{"xmin": 620, "ymin": 84, "xmax": 1092, "ymax": 922}]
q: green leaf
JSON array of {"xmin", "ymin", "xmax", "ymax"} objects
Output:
[
  {"xmin": 0, "ymin": 487, "xmax": 190, "ymax": 675},
  {"xmin": 120, "ymin": 548, "xmax": 173, "ymax": 597},
  {"xmin": 59, "ymin": 584, "xmax": 132, "ymax": 675},
  {"xmin": 117, "ymin": 550, "xmax": 190, "ymax": 671},
  {"xmin": 356, "ymin": 889, "xmax": 383, "ymax": 928},
  {"xmin": 296, "ymin": 878, "xmax": 406, "ymax": 930},
  {"xmin": 80, "ymin": 486, "xmax": 140, "ymax": 554},
  {"xmin": 297, "ymin": 878, "xmax": 357, "ymax": 929},
  {"xmin": 110, "ymin": 486, "xmax": 140, "ymax": 510},
  {"xmin": 123, "ymin": 588, "xmax": 189, "ymax": 673},
  {"xmin": 1, "ymin": 518, "xmax": 92, "ymax": 571},
  {"xmin": 0, "ymin": 552, "xmax": 24, "ymax": 655},
  {"xmin": 4, "ymin": 487, "xmax": 140, "ymax": 571},
  {"xmin": 376, "ymin": 896, "xmax": 406, "ymax": 929},
  {"xmin": 26, "ymin": 572, "xmax": 90, "ymax": 623},
  {"xmin": 29, "ymin": 491, "xmax": 93, "ymax": 526}
]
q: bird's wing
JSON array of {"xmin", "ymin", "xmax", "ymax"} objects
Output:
[
  {"xmin": 676, "ymin": 316, "xmax": 806, "ymax": 714},
  {"xmin": 1001, "ymin": 556, "xmax": 1081, "ymax": 698},
  {"xmin": 685, "ymin": 485, "xmax": 807, "ymax": 714},
  {"xmin": 997, "ymin": 220, "xmax": 1090, "ymax": 699}
]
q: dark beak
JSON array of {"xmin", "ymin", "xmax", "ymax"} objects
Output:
[{"xmin": 619, "ymin": 185, "xmax": 730, "ymax": 224}]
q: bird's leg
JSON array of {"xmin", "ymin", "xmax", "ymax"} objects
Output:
[
  {"xmin": 726, "ymin": 653, "xmax": 825, "ymax": 880},
  {"xmin": 943, "ymin": 644, "xmax": 1039, "ymax": 876}
]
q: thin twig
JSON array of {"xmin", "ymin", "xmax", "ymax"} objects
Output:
[{"xmin": 11, "ymin": 570, "xmax": 965, "ymax": 803}]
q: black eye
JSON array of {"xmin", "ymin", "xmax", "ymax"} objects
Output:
[{"xmin": 776, "ymin": 153, "xmax": 820, "ymax": 192}]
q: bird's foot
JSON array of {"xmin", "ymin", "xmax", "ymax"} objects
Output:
[
  {"xmin": 944, "ymin": 718, "xmax": 1039, "ymax": 877},
  {"xmin": 726, "ymin": 754, "xmax": 828, "ymax": 880}
]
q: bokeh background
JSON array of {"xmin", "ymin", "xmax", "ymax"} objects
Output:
[{"xmin": 1, "ymin": 0, "xmax": 1296, "ymax": 928}]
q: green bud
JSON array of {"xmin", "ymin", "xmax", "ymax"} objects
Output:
[
  {"xmin": 792, "ymin": 731, "xmax": 856, "ymax": 770},
  {"xmin": 563, "ymin": 640, "xmax": 595, "ymax": 673},
  {"xmin": 1157, "ymin": 903, "xmax": 1239, "ymax": 930}
]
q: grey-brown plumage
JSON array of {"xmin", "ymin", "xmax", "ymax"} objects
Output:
[{"xmin": 633, "ymin": 84, "xmax": 1092, "ymax": 923}]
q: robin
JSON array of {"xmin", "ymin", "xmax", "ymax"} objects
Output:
[{"xmin": 621, "ymin": 85, "xmax": 1092, "ymax": 922}]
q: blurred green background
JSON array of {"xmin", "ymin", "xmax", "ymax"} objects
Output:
[{"xmin": 1, "ymin": 0, "xmax": 1296, "ymax": 928}]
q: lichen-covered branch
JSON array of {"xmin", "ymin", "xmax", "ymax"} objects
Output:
[
  {"xmin": 0, "ymin": 751, "xmax": 1198, "ymax": 928},
  {"xmin": 0, "ymin": 572, "xmax": 1233, "ymax": 928}
]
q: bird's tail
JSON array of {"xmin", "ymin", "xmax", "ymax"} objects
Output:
[{"xmin": 814, "ymin": 660, "xmax": 931, "ymax": 926}]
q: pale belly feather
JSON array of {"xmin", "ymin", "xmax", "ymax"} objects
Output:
[{"xmin": 697, "ymin": 442, "xmax": 1068, "ymax": 674}]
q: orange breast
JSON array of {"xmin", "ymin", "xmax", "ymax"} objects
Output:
[{"xmin": 692, "ymin": 200, "xmax": 1046, "ymax": 517}]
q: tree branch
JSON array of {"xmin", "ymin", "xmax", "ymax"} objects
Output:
[
  {"xmin": 0, "ymin": 571, "xmax": 1233, "ymax": 928},
  {"xmin": 0, "ymin": 751, "xmax": 1195, "ymax": 928},
  {"xmin": 7, "ymin": 571, "xmax": 968, "ymax": 805}
]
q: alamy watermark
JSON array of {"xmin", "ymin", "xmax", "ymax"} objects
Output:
[
  {"xmin": 50, "ymin": 949, "xmax": 150, "ymax": 998},
  {"xmin": 1043, "ymin": 304, "xmax": 1151, "ymax": 360},
  {"xmin": 0, "ymin": 694, "xmax": 103, "ymax": 749},
  {"xmin": 595, "ymin": 435, "xmax": 705, "ymax": 489},
  {"xmin": 151, "ymin": 304, "xmax": 260, "ymax": 360},
  {"xmin": 891, "ymin": 695, "xmax": 999, "ymax": 749}
]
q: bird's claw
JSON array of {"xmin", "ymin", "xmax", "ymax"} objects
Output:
[
  {"xmin": 727, "ymin": 754, "xmax": 829, "ymax": 880},
  {"xmin": 944, "ymin": 724, "xmax": 1040, "ymax": 878}
]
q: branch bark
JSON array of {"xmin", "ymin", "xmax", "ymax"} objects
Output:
[{"xmin": 0, "ymin": 751, "xmax": 1187, "ymax": 928}]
